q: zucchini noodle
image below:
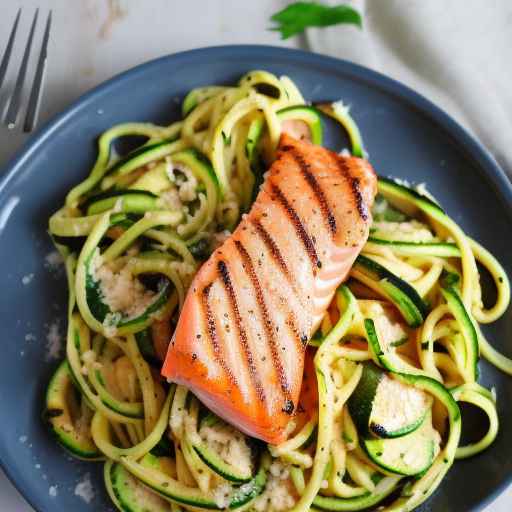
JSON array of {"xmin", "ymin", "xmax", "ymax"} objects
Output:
[{"xmin": 43, "ymin": 71, "xmax": 511, "ymax": 512}]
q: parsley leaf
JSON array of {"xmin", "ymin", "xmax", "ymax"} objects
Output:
[{"xmin": 270, "ymin": 1, "xmax": 362, "ymax": 39}]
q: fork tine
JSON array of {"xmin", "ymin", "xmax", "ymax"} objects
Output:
[
  {"xmin": 24, "ymin": 10, "xmax": 52, "ymax": 133},
  {"xmin": 0, "ymin": 8, "xmax": 22, "ymax": 91},
  {"xmin": 4, "ymin": 8, "xmax": 39, "ymax": 129}
]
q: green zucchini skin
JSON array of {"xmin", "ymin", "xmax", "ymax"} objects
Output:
[
  {"xmin": 245, "ymin": 105, "xmax": 323, "ymax": 169},
  {"xmin": 377, "ymin": 177, "xmax": 444, "ymax": 215},
  {"xmin": 109, "ymin": 462, "xmax": 170, "ymax": 512},
  {"xmin": 84, "ymin": 249, "xmax": 172, "ymax": 333},
  {"xmin": 347, "ymin": 363, "xmax": 383, "ymax": 436},
  {"xmin": 78, "ymin": 213, "xmax": 173, "ymax": 335},
  {"xmin": 190, "ymin": 412, "xmax": 255, "ymax": 483},
  {"xmin": 362, "ymin": 410, "xmax": 439, "ymax": 476},
  {"xmin": 83, "ymin": 190, "xmax": 158, "ymax": 216},
  {"xmin": 277, "ymin": 105, "xmax": 323, "ymax": 145},
  {"xmin": 192, "ymin": 442, "xmax": 253, "ymax": 484},
  {"xmin": 441, "ymin": 286, "xmax": 479, "ymax": 381},
  {"xmin": 134, "ymin": 328, "xmax": 160, "ymax": 367},
  {"xmin": 245, "ymin": 117, "xmax": 265, "ymax": 172},
  {"xmin": 372, "ymin": 194, "xmax": 408, "ymax": 222},
  {"xmin": 348, "ymin": 363, "xmax": 430, "ymax": 439},
  {"xmin": 91, "ymin": 367, "xmax": 144, "ymax": 419},
  {"xmin": 367, "ymin": 237, "xmax": 461, "ymax": 258},
  {"xmin": 181, "ymin": 86, "xmax": 228, "ymax": 117},
  {"xmin": 105, "ymin": 138, "xmax": 177, "ymax": 180},
  {"xmin": 365, "ymin": 318, "xmax": 428, "ymax": 378},
  {"xmin": 228, "ymin": 453, "xmax": 269, "ymax": 509},
  {"xmin": 120, "ymin": 451, "xmax": 269, "ymax": 510},
  {"xmin": 353, "ymin": 255, "xmax": 429, "ymax": 327},
  {"xmin": 44, "ymin": 360, "xmax": 102, "ymax": 460}
]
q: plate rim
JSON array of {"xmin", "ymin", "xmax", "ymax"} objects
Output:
[{"xmin": 0, "ymin": 44, "xmax": 510, "ymax": 512}]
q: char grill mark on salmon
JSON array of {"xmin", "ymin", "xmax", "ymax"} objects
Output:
[
  {"xmin": 286, "ymin": 145, "xmax": 337, "ymax": 235},
  {"xmin": 162, "ymin": 133, "xmax": 377, "ymax": 444},
  {"xmin": 201, "ymin": 282, "xmax": 237, "ymax": 386},
  {"xmin": 268, "ymin": 182, "xmax": 322, "ymax": 270},
  {"xmin": 234, "ymin": 239, "xmax": 292, "ymax": 401},
  {"xmin": 249, "ymin": 217, "xmax": 291, "ymax": 281},
  {"xmin": 332, "ymin": 154, "xmax": 369, "ymax": 221},
  {"xmin": 249, "ymin": 216, "xmax": 305, "ymax": 308},
  {"xmin": 217, "ymin": 259, "xmax": 266, "ymax": 403}
]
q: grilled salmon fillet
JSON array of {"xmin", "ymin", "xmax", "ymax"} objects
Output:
[{"xmin": 162, "ymin": 134, "xmax": 377, "ymax": 444}]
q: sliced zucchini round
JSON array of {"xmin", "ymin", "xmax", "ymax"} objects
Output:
[
  {"xmin": 109, "ymin": 461, "xmax": 170, "ymax": 512},
  {"xmin": 377, "ymin": 374, "xmax": 462, "ymax": 510},
  {"xmin": 44, "ymin": 360, "xmax": 101, "ymax": 460},
  {"xmin": 362, "ymin": 410, "xmax": 440, "ymax": 476},
  {"xmin": 312, "ymin": 475, "xmax": 401, "ymax": 511},
  {"xmin": 348, "ymin": 363, "xmax": 431, "ymax": 439},
  {"xmin": 352, "ymin": 255, "xmax": 429, "ymax": 327}
]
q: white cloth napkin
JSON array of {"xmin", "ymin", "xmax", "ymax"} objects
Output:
[{"xmin": 306, "ymin": 0, "xmax": 512, "ymax": 175}]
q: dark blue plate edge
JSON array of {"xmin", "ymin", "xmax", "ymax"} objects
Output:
[{"xmin": 0, "ymin": 44, "xmax": 510, "ymax": 512}]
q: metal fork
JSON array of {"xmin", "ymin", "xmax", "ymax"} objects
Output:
[{"xmin": 0, "ymin": 8, "xmax": 52, "ymax": 133}]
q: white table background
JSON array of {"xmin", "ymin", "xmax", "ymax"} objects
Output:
[{"xmin": 0, "ymin": 0, "xmax": 510, "ymax": 510}]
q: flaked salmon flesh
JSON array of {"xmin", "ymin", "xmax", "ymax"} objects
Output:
[{"xmin": 162, "ymin": 133, "xmax": 377, "ymax": 444}]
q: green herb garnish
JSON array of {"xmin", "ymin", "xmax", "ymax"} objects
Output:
[{"xmin": 270, "ymin": 2, "xmax": 362, "ymax": 40}]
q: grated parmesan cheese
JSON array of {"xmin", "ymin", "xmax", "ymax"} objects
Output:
[
  {"xmin": 253, "ymin": 460, "xmax": 297, "ymax": 512},
  {"xmin": 44, "ymin": 251, "xmax": 63, "ymax": 270},
  {"xmin": 212, "ymin": 483, "xmax": 233, "ymax": 509},
  {"xmin": 22, "ymin": 273, "xmax": 34, "ymax": 285},
  {"xmin": 199, "ymin": 422, "xmax": 252, "ymax": 476},
  {"xmin": 49, "ymin": 486, "xmax": 58, "ymax": 497},
  {"xmin": 45, "ymin": 321, "xmax": 63, "ymax": 361},
  {"xmin": 415, "ymin": 182, "xmax": 439, "ymax": 204},
  {"xmin": 93, "ymin": 254, "xmax": 157, "ymax": 320},
  {"xmin": 74, "ymin": 472, "xmax": 95, "ymax": 503},
  {"xmin": 392, "ymin": 177, "xmax": 411, "ymax": 187}
]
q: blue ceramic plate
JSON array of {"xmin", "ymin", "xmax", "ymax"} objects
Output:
[{"xmin": 0, "ymin": 45, "xmax": 511, "ymax": 512}]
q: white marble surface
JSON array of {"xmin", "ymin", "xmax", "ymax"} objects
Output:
[{"xmin": 0, "ymin": 1, "xmax": 510, "ymax": 510}]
